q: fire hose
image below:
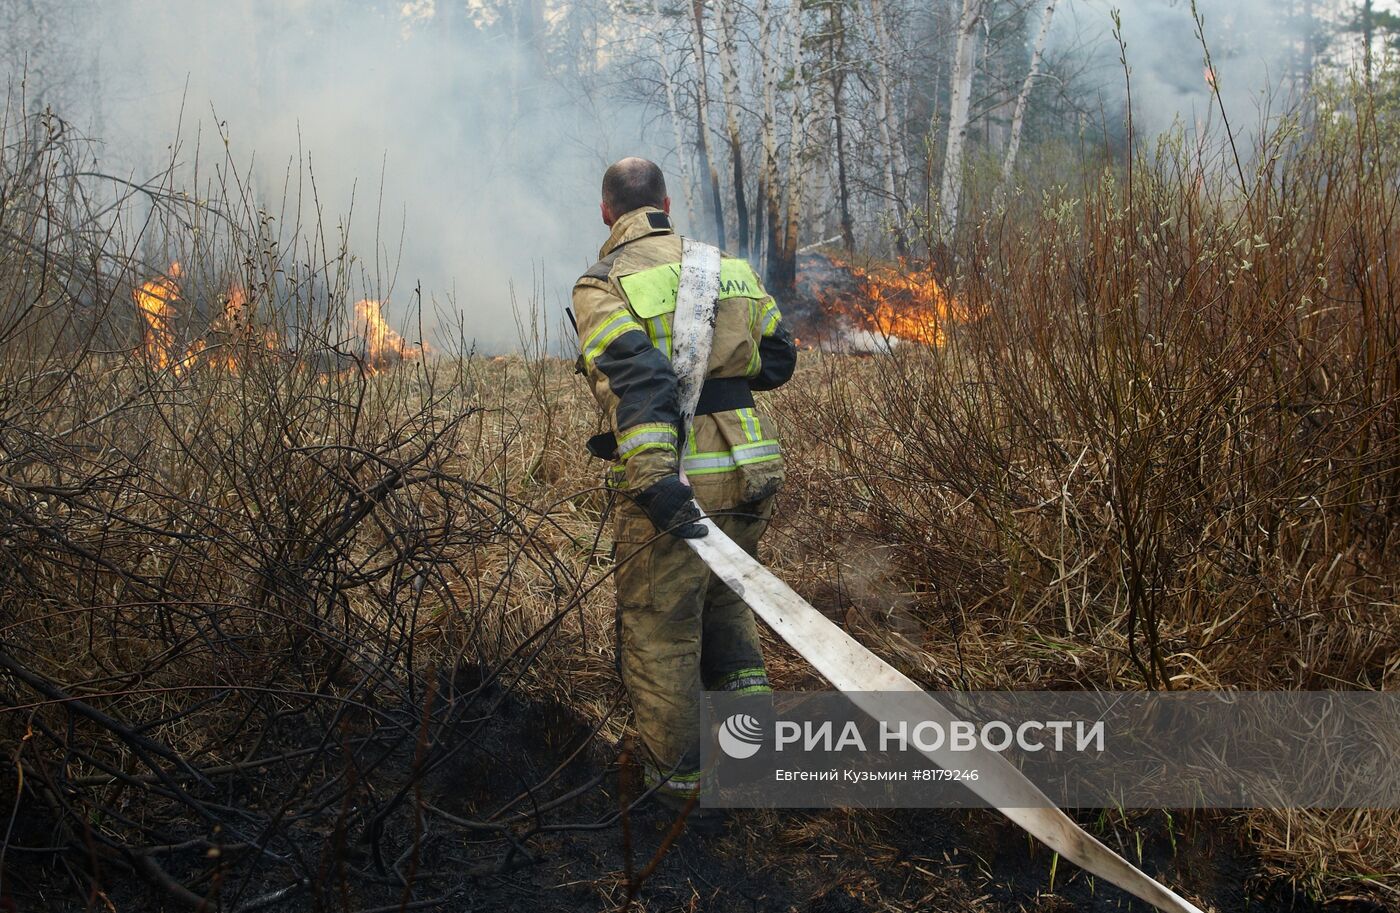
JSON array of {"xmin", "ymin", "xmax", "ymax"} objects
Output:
[{"xmin": 668, "ymin": 238, "xmax": 1205, "ymax": 913}]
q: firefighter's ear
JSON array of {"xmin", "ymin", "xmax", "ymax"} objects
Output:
[
  {"xmin": 662, "ymin": 196, "xmax": 671, "ymax": 216},
  {"xmin": 600, "ymin": 200, "xmax": 614, "ymax": 227}
]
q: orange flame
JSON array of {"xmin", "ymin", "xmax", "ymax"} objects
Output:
[
  {"xmin": 224, "ymin": 286, "xmax": 247, "ymax": 323},
  {"xmin": 353, "ymin": 299, "xmax": 427, "ymax": 369},
  {"xmin": 134, "ymin": 266, "xmax": 426, "ymax": 375},
  {"xmin": 134, "ymin": 263, "xmax": 182, "ymax": 370},
  {"xmin": 133, "ymin": 263, "xmax": 260, "ymax": 374},
  {"xmin": 817, "ymin": 256, "xmax": 957, "ymax": 347}
]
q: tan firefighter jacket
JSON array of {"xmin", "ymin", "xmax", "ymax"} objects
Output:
[{"xmin": 572, "ymin": 206, "xmax": 798, "ymax": 510}]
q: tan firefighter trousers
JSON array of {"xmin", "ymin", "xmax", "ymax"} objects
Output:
[{"xmin": 613, "ymin": 496, "xmax": 774, "ymax": 796}]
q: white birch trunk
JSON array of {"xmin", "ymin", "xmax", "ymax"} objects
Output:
[
  {"xmin": 718, "ymin": 0, "xmax": 740, "ymax": 209},
  {"xmin": 690, "ymin": 0, "xmax": 727, "ymax": 248},
  {"xmin": 868, "ymin": 0, "xmax": 906, "ymax": 252},
  {"xmin": 717, "ymin": 0, "xmax": 749, "ymax": 255},
  {"xmin": 937, "ymin": 0, "xmax": 984, "ymax": 244},
  {"xmin": 998, "ymin": 0, "xmax": 1057, "ymax": 198},
  {"xmin": 653, "ymin": 0, "xmax": 700, "ymax": 226},
  {"xmin": 758, "ymin": 0, "xmax": 781, "ymax": 269},
  {"xmin": 783, "ymin": 0, "xmax": 808, "ymax": 256}
]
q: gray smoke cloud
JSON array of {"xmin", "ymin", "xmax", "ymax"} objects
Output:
[
  {"xmin": 1062, "ymin": 0, "xmax": 1316, "ymax": 137},
  {"xmin": 13, "ymin": 0, "xmax": 660, "ymax": 352}
]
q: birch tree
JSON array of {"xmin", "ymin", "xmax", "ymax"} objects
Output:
[
  {"xmin": 867, "ymin": 0, "xmax": 907, "ymax": 253},
  {"xmin": 690, "ymin": 0, "xmax": 727, "ymax": 248},
  {"xmin": 936, "ymin": 0, "xmax": 984, "ymax": 244},
  {"xmin": 653, "ymin": 0, "xmax": 700, "ymax": 226},
  {"xmin": 998, "ymin": 0, "xmax": 1057, "ymax": 199},
  {"xmin": 768, "ymin": 0, "xmax": 807, "ymax": 293},
  {"xmin": 717, "ymin": 0, "xmax": 750, "ymax": 256},
  {"xmin": 757, "ymin": 0, "xmax": 782, "ymax": 270},
  {"xmin": 822, "ymin": 0, "xmax": 855, "ymax": 252}
]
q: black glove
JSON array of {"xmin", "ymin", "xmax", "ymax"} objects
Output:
[
  {"xmin": 586, "ymin": 431, "xmax": 618, "ymax": 460},
  {"xmin": 634, "ymin": 477, "xmax": 708, "ymax": 539}
]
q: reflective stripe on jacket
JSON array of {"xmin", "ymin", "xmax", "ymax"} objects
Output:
[{"xmin": 573, "ymin": 206, "xmax": 798, "ymax": 509}]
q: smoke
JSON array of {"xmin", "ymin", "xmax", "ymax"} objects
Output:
[
  {"xmin": 12, "ymin": 0, "xmax": 659, "ymax": 352},
  {"xmin": 1061, "ymin": 0, "xmax": 1311, "ymax": 138},
  {"xmin": 3, "ymin": 0, "xmax": 1375, "ymax": 353}
]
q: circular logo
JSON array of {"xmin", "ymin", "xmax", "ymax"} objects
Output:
[{"xmin": 718, "ymin": 712, "xmax": 764, "ymax": 759}]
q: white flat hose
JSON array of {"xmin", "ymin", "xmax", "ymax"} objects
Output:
[
  {"xmin": 669, "ymin": 239, "xmax": 1206, "ymax": 913},
  {"xmin": 686, "ymin": 522, "xmax": 1204, "ymax": 913},
  {"xmin": 671, "ymin": 237, "xmax": 723, "ymax": 461}
]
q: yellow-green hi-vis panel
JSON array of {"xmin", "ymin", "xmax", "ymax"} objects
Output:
[{"xmin": 620, "ymin": 259, "xmax": 762, "ymax": 319}]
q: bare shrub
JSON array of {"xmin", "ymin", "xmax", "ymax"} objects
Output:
[
  {"xmin": 0, "ymin": 96, "xmax": 627, "ymax": 910},
  {"xmin": 773, "ymin": 86, "xmax": 1399, "ymax": 895}
]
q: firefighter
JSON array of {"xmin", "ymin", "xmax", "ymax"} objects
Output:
[{"xmin": 572, "ymin": 157, "xmax": 798, "ymax": 802}]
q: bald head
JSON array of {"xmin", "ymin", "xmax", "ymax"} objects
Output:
[{"xmin": 600, "ymin": 157, "xmax": 668, "ymax": 226}]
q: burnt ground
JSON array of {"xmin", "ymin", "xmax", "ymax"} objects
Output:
[{"xmin": 5, "ymin": 683, "xmax": 1392, "ymax": 913}]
